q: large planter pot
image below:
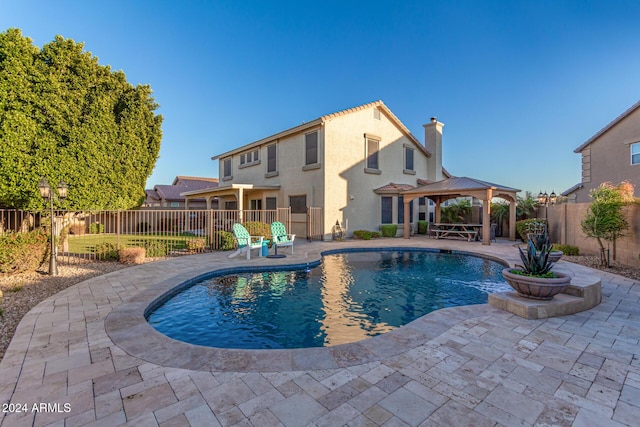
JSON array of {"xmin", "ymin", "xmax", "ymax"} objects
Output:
[
  {"xmin": 548, "ymin": 250, "xmax": 563, "ymax": 263},
  {"xmin": 501, "ymin": 268, "xmax": 571, "ymax": 300}
]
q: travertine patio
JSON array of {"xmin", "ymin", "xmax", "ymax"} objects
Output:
[{"xmin": 1, "ymin": 238, "xmax": 638, "ymax": 426}]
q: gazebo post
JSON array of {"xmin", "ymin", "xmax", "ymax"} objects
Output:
[
  {"xmin": 509, "ymin": 197, "xmax": 517, "ymax": 241},
  {"xmin": 482, "ymin": 189, "xmax": 492, "ymax": 245}
]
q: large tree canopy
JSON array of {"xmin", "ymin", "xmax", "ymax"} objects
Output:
[{"xmin": 0, "ymin": 28, "xmax": 162, "ymax": 210}]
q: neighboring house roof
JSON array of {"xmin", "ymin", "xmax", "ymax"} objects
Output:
[
  {"xmin": 561, "ymin": 183, "xmax": 583, "ymax": 197},
  {"xmin": 145, "ymin": 176, "xmax": 219, "ymax": 203},
  {"xmin": 574, "ymin": 99, "xmax": 640, "ymax": 153},
  {"xmin": 211, "ymin": 100, "xmax": 431, "ymax": 160}
]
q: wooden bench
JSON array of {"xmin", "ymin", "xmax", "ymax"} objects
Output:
[{"xmin": 434, "ymin": 229, "xmax": 478, "ymax": 241}]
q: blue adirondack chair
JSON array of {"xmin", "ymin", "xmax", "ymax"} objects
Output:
[
  {"xmin": 229, "ymin": 223, "xmax": 264, "ymax": 259},
  {"xmin": 270, "ymin": 221, "xmax": 295, "ymax": 254}
]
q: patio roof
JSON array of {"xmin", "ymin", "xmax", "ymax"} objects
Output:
[{"xmin": 401, "ymin": 176, "xmax": 520, "ymax": 198}]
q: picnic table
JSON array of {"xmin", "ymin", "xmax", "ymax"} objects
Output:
[{"xmin": 433, "ymin": 223, "xmax": 482, "ymax": 241}]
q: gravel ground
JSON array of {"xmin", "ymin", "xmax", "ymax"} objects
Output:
[{"xmin": 1, "ymin": 255, "xmax": 639, "ymax": 362}]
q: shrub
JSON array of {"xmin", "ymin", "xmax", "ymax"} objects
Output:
[
  {"xmin": 244, "ymin": 221, "xmax": 271, "ymax": 241},
  {"xmin": 380, "ymin": 224, "xmax": 398, "ymax": 237},
  {"xmin": 213, "ymin": 230, "xmax": 235, "ymax": 251},
  {"xmin": 353, "ymin": 230, "xmax": 381, "ymax": 240},
  {"xmin": 0, "ymin": 230, "xmax": 48, "ymax": 275},
  {"xmin": 93, "ymin": 242, "xmax": 118, "ymax": 260},
  {"xmin": 58, "ymin": 224, "xmax": 71, "ymax": 252},
  {"xmin": 69, "ymin": 223, "xmax": 85, "ymax": 235},
  {"xmin": 515, "ymin": 218, "xmax": 547, "ymax": 241},
  {"xmin": 417, "ymin": 220, "xmax": 428, "ymax": 234},
  {"xmin": 119, "ymin": 247, "xmax": 145, "ymax": 264},
  {"xmin": 141, "ymin": 240, "xmax": 169, "ymax": 257},
  {"xmin": 552, "ymin": 244, "xmax": 579, "ymax": 256},
  {"xmin": 186, "ymin": 238, "xmax": 207, "ymax": 253},
  {"xmin": 89, "ymin": 222, "xmax": 105, "ymax": 234}
]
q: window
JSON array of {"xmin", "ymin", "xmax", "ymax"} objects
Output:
[
  {"xmin": 397, "ymin": 196, "xmax": 413, "ymax": 224},
  {"xmin": 240, "ymin": 149, "xmax": 259, "ymax": 168},
  {"xmin": 366, "ymin": 137, "xmax": 379, "ymax": 170},
  {"xmin": 225, "ymin": 200, "xmax": 237, "ymax": 210},
  {"xmin": 222, "ymin": 158, "xmax": 232, "ymax": 179},
  {"xmin": 170, "ymin": 202, "xmax": 179, "ymax": 208},
  {"xmin": 289, "ymin": 195, "xmax": 307, "ymax": 214},
  {"xmin": 632, "ymin": 142, "xmax": 640, "ymax": 165},
  {"xmin": 419, "ymin": 197, "xmax": 425, "ymax": 206},
  {"xmin": 250, "ymin": 199, "xmax": 262, "ymax": 210},
  {"xmin": 404, "ymin": 146, "xmax": 414, "ymax": 172},
  {"xmin": 265, "ymin": 197, "xmax": 277, "ymax": 210},
  {"xmin": 267, "ymin": 144, "xmax": 277, "ymax": 173},
  {"xmin": 305, "ymin": 132, "xmax": 318, "ymax": 165},
  {"xmin": 381, "ymin": 196, "xmax": 393, "ymax": 224}
]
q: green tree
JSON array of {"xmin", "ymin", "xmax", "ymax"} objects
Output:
[
  {"xmin": 581, "ymin": 181, "xmax": 635, "ymax": 265},
  {"xmin": 516, "ymin": 191, "xmax": 538, "ymax": 220},
  {"xmin": 0, "ymin": 29, "xmax": 162, "ymax": 210},
  {"xmin": 490, "ymin": 200, "xmax": 510, "ymax": 237},
  {"xmin": 441, "ymin": 199, "xmax": 471, "ymax": 223}
]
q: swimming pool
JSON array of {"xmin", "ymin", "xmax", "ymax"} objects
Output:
[{"xmin": 147, "ymin": 249, "xmax": 510, "ymax": 349}]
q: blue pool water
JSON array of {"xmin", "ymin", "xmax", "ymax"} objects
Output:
[{"xmin": 147, "ymin": 250, "xmax": 510, "ymax": 349}]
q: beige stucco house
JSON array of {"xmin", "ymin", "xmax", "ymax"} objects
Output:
[
  {"xmin": 563, "ymin": 99, "xmax": 640, "ymax": 202},
  {"xmin": 183, "ymin": 101, "xmax": 447, "ymax": 239}
]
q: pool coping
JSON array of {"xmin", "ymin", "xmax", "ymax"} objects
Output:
[{"xmin": 104, "ymin": 245, "xmax": 597, "ymax": 373}]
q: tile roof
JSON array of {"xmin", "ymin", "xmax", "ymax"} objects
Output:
[{"xmin": 374, "ymin": 182, "xmax": 416, "ymax": 194}]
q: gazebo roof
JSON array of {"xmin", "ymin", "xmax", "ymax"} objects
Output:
[{"xmin": 401, "ymin": 176, "xmax": 520, "ymax": 197}]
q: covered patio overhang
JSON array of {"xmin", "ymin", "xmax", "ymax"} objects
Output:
[
  {"xmin": 400, "ymin": 177, "xmax": 520, "ymax": 245},
  {"xmin": 181, "ymin": 184, "xmax": 281, "ymax": 210}
]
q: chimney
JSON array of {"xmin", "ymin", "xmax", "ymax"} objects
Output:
[{"xmin": 424, "ymin": 117, "xmax": 444, "ymax": 181}]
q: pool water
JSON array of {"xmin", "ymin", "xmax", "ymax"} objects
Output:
[{"xmin": 147, "ymin": 250, "xmax": 510, "ymax": 349}]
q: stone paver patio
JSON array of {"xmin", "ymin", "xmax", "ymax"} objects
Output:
[{"xmin": 0, "ymin": 237, "xmax": 638, "ymax": 426}]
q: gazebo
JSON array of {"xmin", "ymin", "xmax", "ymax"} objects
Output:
[{"xmin": 400, "ymin": 177, "xmax": 520, "ymax": 245}]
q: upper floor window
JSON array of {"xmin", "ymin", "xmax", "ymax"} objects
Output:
[
  {"xmin": 239, "ymin": 148, "xmax": 260, "ymax": 167},
  {"xmin": 632, "ymin": 142, "xmax": 640, "ymax": 165},
  {"xmin": 404, "ymin": 145, "xmax": 415, "ymax": 173},
  {"xmin": 365, "ymin": 135, "xmax": 380, "ymax": 173},
  {"xmin": 305, "ymin": 132, "xmax": 318, "ymax": 166},
  {"xmin": 222, "ymin": 158, "xmax": 232, "ymax": 180},
  {"xmin": 267, "ymin": 143, "xmax": 277, "ymax": 173}
]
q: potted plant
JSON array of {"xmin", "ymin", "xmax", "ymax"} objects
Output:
[
  {"xmin": 529, "ymin": 231, "xmax": 563, "ymax": 262},
  {"xmin": 502, "ymin": 237, "xmax": 571, "ymax": 300}
]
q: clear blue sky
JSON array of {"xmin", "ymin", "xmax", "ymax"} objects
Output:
[{"xmin": 2, "ymin": 0, "xmax": 640, "ymax": 196}]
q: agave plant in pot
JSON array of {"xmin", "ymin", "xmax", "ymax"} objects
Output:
[{"xmin": 502, "ymin": 236, "xmax": 571, "ymax": 300}]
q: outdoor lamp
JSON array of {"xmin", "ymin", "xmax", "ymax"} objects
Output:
[
  {"xmin": 537, "ymin": 191, "xmax": 547, "ymax": 205},
  {"xmin": 38, "ymin": 177, "xmax": 68, "ymax": 276},
  {"xmin": 549, "ymin": 191, "xmax": 557, "ymax": 205}
]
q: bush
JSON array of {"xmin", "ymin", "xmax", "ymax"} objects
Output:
[
  {"xmin": 93, "ymin": 242, "xmax": 118, "ymax": 260},
  {"xmin": 119, "ymin": 247, "xmax": 145, "ymax": 264},
  {"xmin": 89, "ymin": 222, "xmax": 105, "ymax": 234},
  {"xmin": 186, "ymin": 238, "xmax": 207, "ymax": 253},
  {"xmin": 515, "ymin": 218, "xmax": 547, "ymax": 241},
  {"xmin": 0, "ymin": 230, "xmax": 48, "ymax": 275},
  {"xmin": 417, "ymin": 220, "xmax": 428, "ymax": 234},
  {"xmin": 380, "ymin": 224, "xmax": 398, "ymax": 237},
  {"xmin": 244, "ymin": 221, "xmax": 271, "ymax": 241},
  {"xmin": 353, "ymin": 230, "xmax": 381, "ymax": 240},
  {"xmin": 58, "ymin": 224, "xmax": 71, "ymax": 252},
  {"xmin": 69, "ymin": 223, "xmax": 85, "ymax": 235},
  {"xmin": 552, "ymin": 244, "xmax": 579, "ymax": 256},
  {"xmin": 141, "ymin": 240, "xmax": 169, "ymax": 257},
  {"xmin": 213, "ymin": 230, "xmax": 235, "ymax": 251}
]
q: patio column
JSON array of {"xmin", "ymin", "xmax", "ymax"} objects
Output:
[
  {"xmin": 509, "ymin": 197, "xmax": 517, "ymax": 241},
  {"xmin": 184, "ymin": 197, "xmax": 190, "ymax": 210},
  {"xmin": 403, "ymin": 198, "xmax": 411, "ymax": 239},
  {"xmin": 482, "ymin": 189, "xmax": 492, "ymax": 245},
  {"xmin": 237, "ymin": 188, "xmax": 244, "ymax": 223}
]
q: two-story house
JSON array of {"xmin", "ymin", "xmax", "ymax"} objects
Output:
[
  {"xmin": 184, "ymin": 101, "xmax": 446, "ymax": 239},
  {"xmin": 144, "ymin": 176, "xmax": 219, "ymax": 209},
  {"xmin": 563, "ymin": 99, "xmax": 640, "ymax": 202}
]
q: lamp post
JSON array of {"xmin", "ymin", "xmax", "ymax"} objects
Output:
[
  {"xmin": 38, "ymin": 177, "xmax": 68, "ymax": 276},
  {"xmin": 537, "ymin": 190, "xmax": 556, "ymax": 233}
]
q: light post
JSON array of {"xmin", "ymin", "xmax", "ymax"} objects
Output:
[
  {"xmin": 537, "ymin": 190, "xmax": 556, "ymax": 231},
  {"xmin": 38, "ymin": 177, "xmax": 68, "ymax": 276}
]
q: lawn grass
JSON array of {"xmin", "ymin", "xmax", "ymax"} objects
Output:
[{"xmin": 66, "ymin": 233, "xmax": 205, "ymax": 254}]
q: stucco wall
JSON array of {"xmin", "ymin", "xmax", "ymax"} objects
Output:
[
  {"xmin": 323, "ymin": 106, "xmax": 429, "ymax": 235},
  {"xmin": 573, "ymin": 108, "xmax": 640, "ymax": 202},
  {"xmin": 547, "ymin": 203, "xmax": 640, "ymax": 267}
]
